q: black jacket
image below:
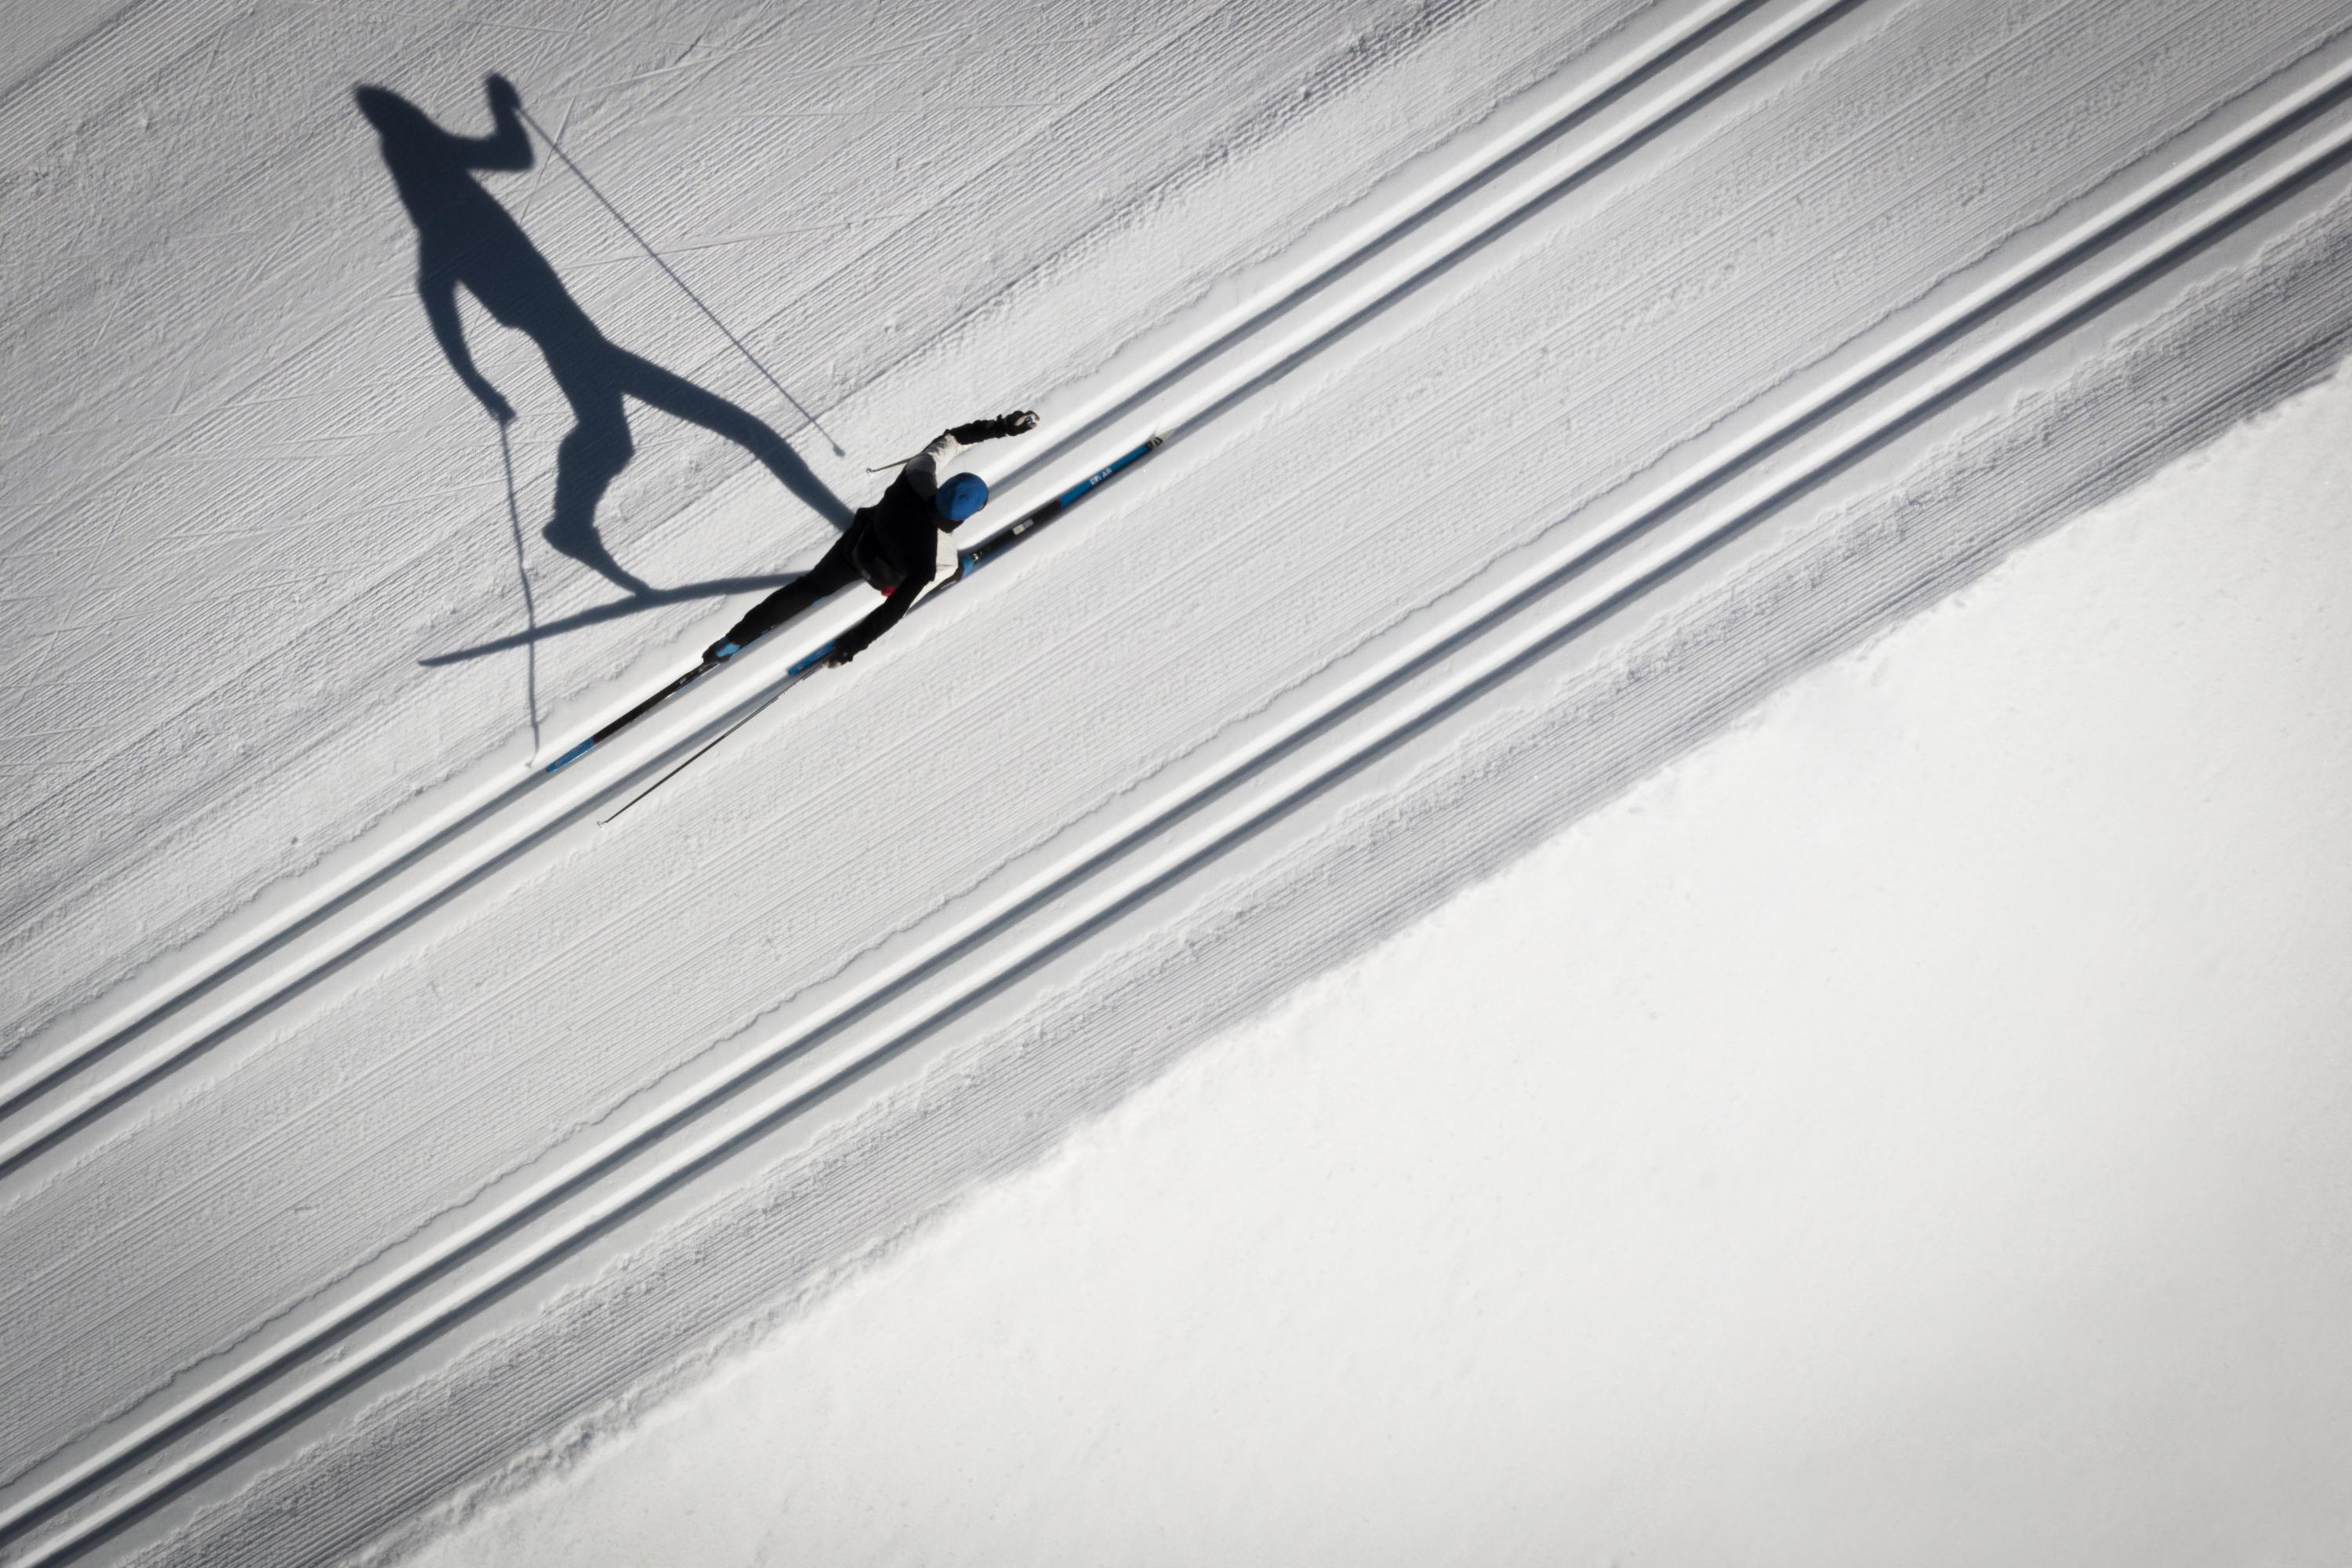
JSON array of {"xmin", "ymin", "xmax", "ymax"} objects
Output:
[{"xmin": 833, "ymin": 416, "xmax": 1022, "ymax": 658}]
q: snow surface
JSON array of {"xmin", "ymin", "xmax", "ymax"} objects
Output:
[
  {"xmin": 5, "ymin": 0, "xmax": 2352, "ymax": 1561},
  {"xmin": 412, "ymin": 354, "xmax": 2352, "ymax": 1568}
]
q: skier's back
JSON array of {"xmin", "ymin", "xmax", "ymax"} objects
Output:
[{"xmin": 708, "ymin": 409, "xmax": 1038, "ymax": 666}]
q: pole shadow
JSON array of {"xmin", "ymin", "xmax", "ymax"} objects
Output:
[{"xmin": 356, "ymin": 76, "xmax": 850, "ymax": 602}]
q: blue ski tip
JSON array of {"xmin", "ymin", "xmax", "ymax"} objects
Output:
[{"xmin": 546, "ymin": 739, "xmax": 595, "ymax": 774}]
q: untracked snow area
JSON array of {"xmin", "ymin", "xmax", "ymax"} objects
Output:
[
  {"xmin": 7, "ymin": 0, "xmax": 2352, "ymax": 1561},
  {"xmin": 412, "ymin": 358, "xmax": 2352, "ymax": 1568}
]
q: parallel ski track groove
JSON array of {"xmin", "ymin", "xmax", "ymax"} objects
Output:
[{"xmin": 8, "ymin": 5, "xmax": 2352, "ymax": 1561}]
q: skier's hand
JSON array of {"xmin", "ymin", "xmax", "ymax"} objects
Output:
[
  {"xmin": 997, "ymin": 409, "xmax": 1039, "ymax": 434},
  {"xmin": 825, "ymin": 646, "xmax": 857, "ymax": 668},
  {"xmin": 486, "ymin": 74, "xmax": 522, "ymax": 113}
]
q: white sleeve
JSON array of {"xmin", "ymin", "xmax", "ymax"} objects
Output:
[{"xmin": 903, "ymin": 429, "xmax": 966, "ymax": 496}]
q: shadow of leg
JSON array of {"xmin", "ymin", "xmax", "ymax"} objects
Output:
[
  {"xmin": 545, "ymin": 396, "xmax": 655, "ymax": 596},
  {"xmin": 612, "ymin": 347, "xmax": 852, "ymax": 528}
]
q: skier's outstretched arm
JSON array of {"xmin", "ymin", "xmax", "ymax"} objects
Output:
[
  {"xmin": 909, "ymin": 410, "xmax": 1037, "ymax": 477},
  {"xmin": 829, "ymin": 555, "xmax": 935, "ymax": 664},
  {"xmin": 419, "ymin": 263, "xmax": 513, "ymax": 422},
  {"xmin": 456, "ymin": 74, "xmax": 534, "ymax": 172},
  {"xmin": 945, "ymin": 409, "xmax": 1039, "ymax": 448}
]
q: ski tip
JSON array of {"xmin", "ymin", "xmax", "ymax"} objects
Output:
[{"xmin": 546, "ymin": 739, "xmax": 595, "ymax": 774}]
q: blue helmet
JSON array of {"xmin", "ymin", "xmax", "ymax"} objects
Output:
[{"xmin": 935, "ymin": 472, "xmax": 989, "ymax": 521}]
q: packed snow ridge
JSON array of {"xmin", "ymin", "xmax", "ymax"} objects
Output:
[{"xmin": 3, "ymin": 1, "xmax": 2351, "ymax": 1563}]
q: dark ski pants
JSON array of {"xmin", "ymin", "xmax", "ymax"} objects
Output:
[{"xmin": 721, "ymin": 528, "xmax": 867, "ymax": 649}]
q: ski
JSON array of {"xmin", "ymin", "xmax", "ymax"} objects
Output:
[
  {"xmin": 544, "ymin": 656, "xmax": 725, "ymax": 773},
  {"xmin": 549, "ymin": 432, "xmax": 1164, "ymax": 789},
  {"xmin": 953, "ymin": 434, "xmax": 1163, "ymax": 580}
]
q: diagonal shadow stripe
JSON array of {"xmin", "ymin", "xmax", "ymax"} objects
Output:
[{"xmin": 417, "ymin": 575, "xmax": 796, "ymax": 665}]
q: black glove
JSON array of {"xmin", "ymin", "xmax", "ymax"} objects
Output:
[
  {"xmin": 825, "ymin": 644, "xmax": 858, "ymax": 668},
  {"xmin": 949, "ymin": 410, "xmax": 1040, "ymax": 443}
]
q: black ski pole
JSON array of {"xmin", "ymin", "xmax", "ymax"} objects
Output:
[{"xmin": 600, "ymin": 642, "xmax": 834, "ymax": 823}]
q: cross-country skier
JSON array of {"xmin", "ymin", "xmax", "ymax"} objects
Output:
[{"xmin": 704, "ymin": 410, "xmax": 1040, "ymax": 667}]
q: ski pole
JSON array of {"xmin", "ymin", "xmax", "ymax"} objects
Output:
[
  {"xmin": 495, "ymin": 421, "xmax": 543, "ymax": 759},
  {"xmin": 600, "ymin": 643, "xmax": 834, "ymax": 823}
]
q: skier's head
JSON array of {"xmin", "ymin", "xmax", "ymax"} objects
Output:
[
  {"xmin": 935, "ymin": 472, "xmax": 989, "ymax": 522},
  {"xmin": 354, "ymin": 85, "xmax": 426, "ymax": 140}
]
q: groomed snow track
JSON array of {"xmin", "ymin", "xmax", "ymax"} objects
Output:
[{"xmin": 6, "ymin": 1, "xmax": 2352, "ymax": 1562}]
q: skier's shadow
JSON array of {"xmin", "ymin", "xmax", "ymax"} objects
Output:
[{"xmin": 357, "ymin": 79, "xmax": 849, "ymax": 605}]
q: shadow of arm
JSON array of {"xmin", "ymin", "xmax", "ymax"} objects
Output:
[
  {"xmin": 419, "ymin": 261, "xmax": 512, "ymax": 421},
  {"xmin": 458, "ymin": 74, "xmax": 533, "ymax": 172}
]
